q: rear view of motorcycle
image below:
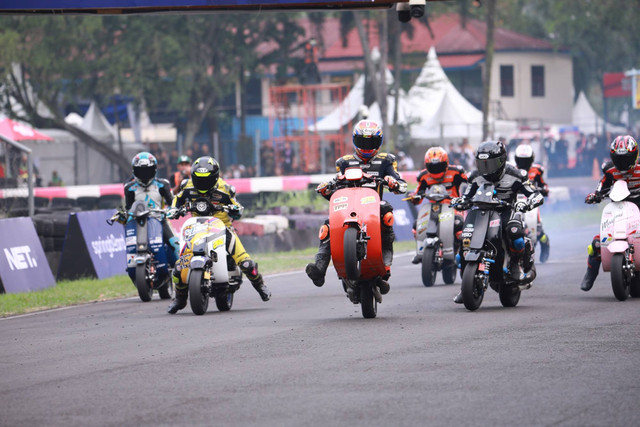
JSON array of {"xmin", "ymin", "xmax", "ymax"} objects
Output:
[
  {"xmin": 453, "ymin": 182, "xmax": 536, "ymax": 311},
  {"xmin": 108, "ymin": 200, "xmax": 175, "ymax": 302},
  {"xmin": 408, "ymin": 184, "xmax": 457, "ymax": 287},
  {"xmin": 173, "ymin": 199, "xmax": 243, "ymax": 315}
]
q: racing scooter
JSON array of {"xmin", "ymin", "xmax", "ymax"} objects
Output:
[
  {"xmin": 328, "ymin": 167, "xmax": 394, "ymax": 319},
  {"xmin": 599, "ymin": 180, "xmax": 640, "ymax": 301},
  {"xmin": 453, "ymin": 182, "xmax": 536, "ymax": 311},
  {"xmin": 173, "ymin": 199, "xmax": 243, "ymax": 315},
  {"xmin": 108, "ymin": 200, "xmax": 175, "ymax": 302},
  {"xmin": 408, "ymin": 184, "xmax": 457, "ymax": 287}
]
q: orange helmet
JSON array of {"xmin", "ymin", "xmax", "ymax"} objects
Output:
[{"xmin": 424, "ymin": 147, "xmax": 449, "ymax": 178}]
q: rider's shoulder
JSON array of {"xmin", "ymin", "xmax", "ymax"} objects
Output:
[
  {"xmin": 417, "ymin": 169, "xmax": 429, "ymax": 180},
  {"xmin": 216, "ymin": 178, "xmax": 236, "ymax": 196},
  {"xmin": 377, "ymin": 152, "xmax": 395, "ymax": 162},
  {"xmin": 532, "ymin": 163, "xmax": 544, "ymax": 173},
  {"xmin": 124, "ymin": 179, "xmax": 136, "ymax": 191},
  {"xmin": 449, "ymin": 164, "xmax": 466, "ymax": 174},
  {"xmin": 601, "ymin": 160, "xmax": 615, "ymax": 173},
  {"xmin": 155, "ymin": 178, "xmax": 171, "ymax": 188},
  {"xmin": 505, "ymin": 163, "xmax": 526, "ymax": 179}
]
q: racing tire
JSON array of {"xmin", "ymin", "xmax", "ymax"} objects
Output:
[
  {"xmin": 188, "ymin": 269, "xmax": 209, "ymax": 315},
  {"xmin": 135, "ymin": 263, "xmax": 153, "ymax": 302},
  {"xmin": 611, "ymin": 253, "xmax": 630, "ymax": 301},
  {"xmin": 499, "ymin": 284, "xmax": 521, "ymax": 308},
  {"xmin": 344, "ymin": 227, "xmax": 360, "ymax": 281},
  {"xmin": 461, "ymin": 262, "xmax": 484, "ymax": 311},
  {"xmin": 215, "ymin": 292, "xmax": 234, "ymax": 312},
  {"xmin": 442, "ymin": 260, "xmax": 457, "ymax": 285},
  {"xmin": 421, "ymin": 247, "xmax": 437, "ymax": 287},
  {"xmin": 360, "ymin": 284, "xmax": 377, "ymax": 319}
]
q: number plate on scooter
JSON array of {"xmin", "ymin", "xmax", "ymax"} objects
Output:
[
  {"xmin": 478, "ymin": 263, "xmax": 485, "ymax": 271},
  {"xmin": 204, "ymin": 271, "xmax": 211, "ymax": 280}
]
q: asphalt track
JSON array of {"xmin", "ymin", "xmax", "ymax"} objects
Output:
[{"xmin": 1, "ymin": 222, "xmax": 639, "ymax": 427}]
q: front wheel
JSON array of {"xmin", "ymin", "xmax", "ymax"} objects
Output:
[
  {"xmin": 360, "ymin": 284, "xmax": 377, "ymax": 319},
  {"xmin": 611, "ymin": 253, "xmax": 630, "ymax": 301},
  {"xmin": 461, "ymin": 262, "xmax": 484, "ymax": 311},
  {"xmin": 421, "ymin": 247, "xmax": 437, "ymax": 287},
  {"xmin": 188, "ymin": 269, "xmax": 209, "ymax": 315},
  {"xmin": 344, "ymin": 227, "xmax": 360, "ymax": 281},
  {"xmin": 215, "ymin": 292, "xmax": 234, "ymax": 312},
  {"xmin": 135, "ymin": 263, "xmax": 153, "ymax": 302},
  {"xmin": 442, "ymin": 260, "xmax": 457, "ymax": 285},
  {"xmin": 499, "ymin": 284, "xmax": 521, "ymax": 307}
]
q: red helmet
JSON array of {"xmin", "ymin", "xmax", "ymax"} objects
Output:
[
  {"xmin": 424, "ymin": 147, "xmax": 449, "ymax": 178},
  {"xmin": 352, "ymin": 120, "xmax": 383, "ymax": 161},
  {"xmin": 610, "ymin": 135, "xmax": 638, "ymax": 171}
]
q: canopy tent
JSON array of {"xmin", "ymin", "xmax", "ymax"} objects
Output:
[
  {"xmin": 0, "ymin": 118, "xmax": 53, "ymax": 141},
  {"xmin": 309, "ymin": 68, "xmax": 397, "ymax": 132},
  {"xmin": 572, "ymin": 91, "xmax": 626, "ymax": 135},
  {"xmin": 406, "ymin": 48, "xmax": 516, "ymax": 143},
  {"xmin": 367, "ymin": 90, "xmax": 412, "ymax": 127}
]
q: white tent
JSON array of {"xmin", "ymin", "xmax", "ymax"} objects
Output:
[
  {"xmin": 407, "ymin": 48, "xmax": 516, "ymax": 143},
  {"xmin": 310, "ymin": 69, "xmax": 399, "ymax": 132},
  {"xmin": 81, "ymin": 101, "xmax": 117, "ymax": 143},
  {"xmin": 572, "ymin": 91, "xmax": 626, "ymax": 135},
  {"xmin": 368, "ymin": 90, "xmax": 412, "ymax": 126}
]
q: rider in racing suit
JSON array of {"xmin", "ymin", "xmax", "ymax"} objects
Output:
[
  {"xmin": 451, "ymin": 140, "xmax": 544, "ymax": 304},
  {"xmin": 123, "ymin": 152, "xmax": 180, "ymax": 260},
  {"xmin": 166, "ymin": 156, "xmax": 271, "ymax": 314},
  {"xmin": 514, "ymin": 144, "xmax": 551, "ymax": 262},
  {"xmin": 305, "ymin": 120, "xmax": 407, "ymax": 295},
  {"xmin": 581, "ymin": 135, "xmax": 640, "ymax": 291},
  {"xmin": 410, "ymin": 146, "xmax": 468, "ymax": 263}
]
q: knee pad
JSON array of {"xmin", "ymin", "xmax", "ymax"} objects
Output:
[
  {"xmin": 169, "ymin": 236, "xmax": 180, "ymax": 257},
  {"xmin": 511, "ymin": 237, "xmax": 525, "ymax": 251},
  {"xmin": 240, "ymin": 259, "xmax": 259, "ymax": 279},
  {"xmin": 383, "ymin": 212, "xmax": 394, "ymax": 227},
  {"xmin": 454, "ymin": 215, "xmax": 464, "ymax": 233},
  {"xmin": 380, "ymin": 200, "xmax": 393, "ymax": 215},
  {"xmin": 506, "ymin": 218, "xmax": 524, "ymax": 240},
  {"xmin": 318, "ymin": 224, "xmax": 329, "ymax": 241}
]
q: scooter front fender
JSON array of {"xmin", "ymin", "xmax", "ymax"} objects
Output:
[
  {"xmin": 607, "ymin": 240, "xmax": 629, "ymax": 254},
  {"xmin": 424, "ymin": 236, "xmax": 440, "ymax": 249}
]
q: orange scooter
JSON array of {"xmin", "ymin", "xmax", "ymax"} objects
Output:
[{"xmin": 328, "ymin": 167, "xmax": 390, "ymax": 318}]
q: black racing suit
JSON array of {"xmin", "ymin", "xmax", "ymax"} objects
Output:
[
  {"xmin": 459, "ymin": 164, "xmax": 544, "ymax": 276},
  {"xmin": 309, "ymin": 152, "xmax": 407, "ymax": 284},
  {"xmin": 124, "ymin": 177, "xmax": 179, "ymax": 260}
]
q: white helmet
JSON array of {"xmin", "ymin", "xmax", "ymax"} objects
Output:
[{"xmin": 514, "ymin": 144, "xmax": 534, "ymax": 171}]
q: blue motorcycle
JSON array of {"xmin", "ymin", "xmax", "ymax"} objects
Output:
[{"xmin": 109, "ymin": 200, "xmax": 177, "ymax": 301}]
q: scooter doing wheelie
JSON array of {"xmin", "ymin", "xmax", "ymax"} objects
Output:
[
  {"xmin": 108, "ymin": 200, "xmax": 175, "ymax": 302},
  {"xmin": 328, "ymin": 167, "xmax": 391, "ymax": 319},
  {"xmin": 453, "ymin": 182, "xmax": 536, "ymax": 311},
  {"xmin": 599, "ymin": 180, "xmax": 640, "ymax": 301},
  {"xmin": 173, "ymin": 199, "xmax": 243, "ymax": 315},
  {"xmin": 408, "ymin": 184, "xmax": 457, "ymax": 287}
]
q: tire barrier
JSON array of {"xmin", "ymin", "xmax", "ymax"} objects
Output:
[{"xmin": 0, "ymin": 217, "xmax": 55, "ymax": 293}]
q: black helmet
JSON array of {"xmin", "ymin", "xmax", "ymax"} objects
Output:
[
  {"xmin": 131, "ymin": 152, "xmax": 157, "ymax": 186},
  {"xmin": 177, "ymin": 155, "xmax": 192, "ymax": 166},
  {"xmin": 514, "ymin": 144, "xmax": 534, "ymax": 171},
  {"xmin": 475, "ymin": 140, "xmax": 507, "ymax": 182},
  {"xmin": 610, "ymin": 135, "xmax": 639, "ymax": 171},
  {"xmin": 191, "ymin": 156, "xmax": 220, "ymax": 193}
]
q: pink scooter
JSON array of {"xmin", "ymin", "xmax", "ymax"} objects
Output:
[{"xmin": 600, "ymin": 180, "xmax": 640, "ymax": 300}]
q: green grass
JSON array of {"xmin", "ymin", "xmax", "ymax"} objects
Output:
[{"xmin": 0, "ymin": 241, "xmax": 417, "ymax": 317}]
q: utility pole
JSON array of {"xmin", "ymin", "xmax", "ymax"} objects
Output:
[{"xmin": 482, "ymin": 0, "xmax": 496, "ymax": 141}]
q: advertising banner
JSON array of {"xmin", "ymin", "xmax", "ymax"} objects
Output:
[
  {"xmin": 0, "ymin": 217, "xmax": 55, "ymax": 293},
  {"xmin": 603, "ymin": 73, "xmax": 631, "ymax": 99},
  {"xmin": 634, "ymin": 75, "xmax": 640, "ymax": 110},
  {"xmin": 385, "ymin": 192, "xmax": 415, "ymax": 242},
  {"xmin": 57, "ymin": 210, "xmax": 126, "ymax": 281}
]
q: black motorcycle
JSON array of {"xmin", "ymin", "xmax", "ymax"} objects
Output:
[{"xmin": 452, "ymin": 182, "xmax": 535, "ymax": 311}]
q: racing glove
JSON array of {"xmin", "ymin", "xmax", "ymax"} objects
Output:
[
  {"xmin": 585, "ymin": 192, "xmax": 602, "ymax": 204},
  {"xmin": 227, "ymin": 204, "xmax": 243, "ymax": 220},
  {"xmin": 514, "ymin": 200, "xmax": 529, "ymax": 212},
  {"xmin": 384, "ymin": 176, "xmax": 399, "ymax": 191}
]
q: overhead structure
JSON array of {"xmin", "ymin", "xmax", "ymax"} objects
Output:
[
  {"xmin": 406, "ymin": 48, "xmax": 516, "ymax": 143},
  {"xmin": 572, "ymin": 91, "xmax": 627, "ymax": 135}
]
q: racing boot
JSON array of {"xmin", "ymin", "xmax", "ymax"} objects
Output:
[
  {"xmin": 580, "ymin": 256, "xmax": 600, "ymax": 291},
  {"xmin": 508, "ymin": 255, "xmax": 534, "ymax": 283},
  {"xmin": 539, "ymin": 233, "xmax": 550, "ymax": 263},
  {"xmin": 453, "ymin": 290, "xmax": 463, "ymax": 304},
  {"xmin": 241, "ymin": 260, "xmax": 271, "ymax": 301},
  {"xmin": 411, "ymin": 254, "xmax": 421, "ymax": 264},
  {"xmin": 305, "ymin": 238, "xmax": 330, "ymax": 287},
  {"xmin": 167, "ymin": 285, "xmax": 188, "ymax": 314},
  {"xmin": 381, "ymin": 224, "xmax": 395, "ymax": 267}
]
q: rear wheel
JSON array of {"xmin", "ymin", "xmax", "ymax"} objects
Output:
[
  {"xmin": 135, "ymin": 263, "xmax": 153, "ymax": 302},
  {"xmin": 360, "ymin": 284, "xmax": 377, "ymax": 319},
  {"xmin": 442, "ymin": 260, "xmax": 457, "ymax": 285},
  {"xmin": 611, "ymin": 253, "xmax": 630, "ymax": 301},
  {"xmin": 344, "ymin": 227, "xmax": 360, "ymax": 281},
  {"xmin": 499, "ymin": 284, "xmax": 521, "ymax": 307},
  {"xmin": 188, "ymin": 269, "xmax": 209, "ymax": 315},
  {"xmin": 461, "ymin": 262, "xmax": 484, "ymax": 311},
  {"xmin": 215, "ymin": 292, "xmax": 234, "ymax": 312},
  {"xmin": 421, "ymin": 247, "xmax": 437, "ymax": 287}
]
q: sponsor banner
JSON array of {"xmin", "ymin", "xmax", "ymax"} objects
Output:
[
  {"xmin": 385, "ymin": 192, "xmax": 415, "ymax": 242},
  {"xmin": 603, "ymin": 72, "xmax": 632, "ymax": 99},
  {"xmin": 0, "ymin": 217, "xmax": 55, "ymax": 293},
  {"xmin": 634, "ymin": 75, "xmax": 640, "ymax": 110},
  {"xmin": 57, "ymin": 210, "xmax": 126, "ymax": 281}
]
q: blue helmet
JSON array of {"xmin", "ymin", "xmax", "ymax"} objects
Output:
[{"xmin": 131, "ymin": 152, "xmax": 157, "ymax": 185}]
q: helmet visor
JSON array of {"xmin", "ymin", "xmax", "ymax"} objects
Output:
[
  {"xmin": 353, "ymin": 135, "xmax": 382, "ymax": 151},
  {"xmin": 613, "ymin": 152, "xmax": 638, "ymax": 171},
  {"xmin": 134, "ymin": 165, "xmax": 156, "ymax": 183},
  {"xmin": 515, "ymin": 157, "xmax": 533, "ymax": 171},
  {"xmin": 426, "ymin": 162, "xmax": 447, "ymax": 175},
  {"xmin": 192, "ymin": 173, "xmax": 217, "ymax": 192},
  {"xmin": 476, "ymin": 156, "xmax": 505, "ymax": 176}
]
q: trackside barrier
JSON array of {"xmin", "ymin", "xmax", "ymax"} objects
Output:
[
  {"xmin": 0, "ymin": 217, "xmax": 55, "ymax": 293},
  {"xmin": 57, "ymin": 210, "xmax": 126, "ymax": 281}
]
